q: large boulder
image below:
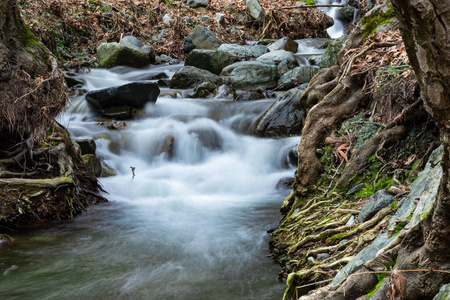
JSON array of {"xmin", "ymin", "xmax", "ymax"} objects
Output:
[
  {"xmin": 183, "ymin": 25, "xmax": 223, "ymax": 54},
  {"xmin": 277, "ymin": 66, "xmax": 319, "ymax": 89},
  {"xmin": 185, "ymin": 49, "xmax": 240, "ymax": 75},
  {"xmin": 246, "ymin": 0, "xmax": 265, "ymax": 20},
  {"xmin": 217, "ymin": 44, "xmax": 254, "ymax": 59},
  {"xmin": 268, "ymin": 37, "xmax": 299, "ymax": 53},
  {"xmin": 256, "ymin": 50, "xmax": 298, "ymax": 75},
  {"xmin": 358, "ymin": 189, "xmax": 395, "ymax": 223},
  {"xmin": 220, "ymin": 61, "xmax": 278, "ymax": 90},
  {"xmin": 96, "ymin": 42, "xmax": 150, "ymax": 68},
  {"xmin": 254, "ymin": 88, "xmax": 304, "ymax": 137},
  {"xmin": 170, "ymin": 66, "xmax": 221, "ymax": 89},
  {"xmin": 86, "ymin": 82, "xmax": 160, "ymax": 115},
  {"xmin": 119, "ymin": 36, "xmax": 156, "ymax": 63}
]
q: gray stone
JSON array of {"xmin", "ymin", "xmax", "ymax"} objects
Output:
[
  {"xmin": 235, "ymin": 90, "xmax": 266, "ymax": 101},
  {"xmin": 346, "ymin": 215, "xmax": 356, "ymax": 226},
  {"xmin": 75, "ymin": 139, "xmax": 97, "ymax": 155},
  {"xmin": 288, "ymin": 146, "xmax": 298, "ymax": 166},
  {"xmin": 170, "ymin": 66, "xmax": 221, "ymax": 89},
  {"xmin": 159, "ymin": 135, "xmax": 175, "ymax": 159},
  {"xmin": 183, "ymin": 25, "xmax": 223, "ymax": 53},
  {"xmin": 187, "ymin": 0, "xmax": 208, "ymax": 8},
  {"xmin": 433, "ymin": 283, "xmax": 450, "ymax": 300},
  {"xmin": 358, "ymin": 190, "xmax": 395, "ymax": 223},
  {"xmin": 86, "ymin": 82, "xmax": 160, "ymax": 114},
  {"xmin": 107, "ymin": 121, "xmax": 127, "ymax": 130},
  {"xmin": 191, "ymin": 82, "xmax": 217, "ymax": 98},
  {"xmin": 338, "ymin": 4, "xmax": 356, "ymax": 23},
  {"xmin": 119, "ymin": 36, "xmax": 156, "ymax": 63},
  {"xmin": 254, "ymin": 88, "xmax": 304, "ymax": 137},
  {"xmin": 250, "ymin": 44, "xmax": 269, "ymax": 57},
  {"xmin": 317, "ymin": 253, "xmax": 331, "ymax": 261},
  {"xmin": 162, "ymin": 13, "xmax": 173, "ymax": 26},
  {"xmin": 215, "ymin": 13, "xmax": 226, "ymax": 27},
  {"xmin": 214, "ymin": 84, "xmax": 235, "ymax": 100},
  {"xmin": 277, "ymin": 66, "xmax": 319, "ymax": 89},
  {"xmin": 268, "ymin": 37, "xmax": 299, "ymax": 53},
  {"xmin": 320, "ymin": 35, "xmax": 348, "ymax": 68},
  {"xmin": 101, "ymin": 162, "xmax": 118, "ymax": 177},
  {"xmin": 276, "ymin": 177, "xmax": 295, "ymax": 190},
  {"xmin": 220, "ymin": 61, "xmax": 278, "ymax": 90},
  {"xmin": 246, "ymin": 0, "xmax": 265, "ymax": 20},
  {"xmin": 64, "ymin": 73, "xmax": 85, "ymax": 88},
  {"xmin": 308, "ymin": 55, "xmax": 322, "ymax": 66},
  {"xmin": 217, "ymin": 44, "xmax": 253, "ymax": 58},
  {"xmin": 185, "ymin": 49, "xmax": 239, "ymax": 75},
  {"xmin": 96, "ymin": 42, "xmax": 151, "ymax": 68},
  {"xmin": 346, "ymin": 183, "xmax": 366, "ymax": 196},
  {"xmin": 200, "ymin": 15, "xmax": 211, "ymax": 24},
  {"xmin": 332, "ymin": 232, "xmax": 394, "ymax": 285},
  {"xmin": 256, "ymin": 50, "xmax": 298, "ymax": 75}
]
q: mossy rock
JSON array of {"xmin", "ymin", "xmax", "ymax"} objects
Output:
[
  {"xmin": 96, "ymin": 42, "xmax": 150, "ymax": 68},
  {"xmin": 83, "ymin": 154, "xmax": 102, "ymax": 177},
  {"xmin": 320, "ymin": 35, "xmax": 348, "ymax": 69}
]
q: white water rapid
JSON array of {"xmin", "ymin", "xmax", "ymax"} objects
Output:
[
  {"xmin": 0, "ymin": 65, "xmax": 300, "ymax": 299},
  {"xmin": 316, "ymin": 0, "xmax": 348, "ymax": 38}
]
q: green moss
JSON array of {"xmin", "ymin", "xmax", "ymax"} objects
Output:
[
  {"xmin": 421, "ymin": 211, "xmax": 430, "ymax": 220},
  {"xmin": 365, "ymin": 273, "xmax": 388, "ymax": 298},
  {"xmin": 305, "ymin": 0, "xmax": 315, "ymax": 5},
  {"xmin": 395, "ymin": 222, "xmax": 407, "ymax": 235},
  {"xmin": 360, "ymin": 4, "xmax": 395, "ymax": 41}
]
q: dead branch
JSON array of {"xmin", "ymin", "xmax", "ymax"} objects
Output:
[{"xmin": 0, "ymin": 177, "xmax": 74, "ymax": 188}]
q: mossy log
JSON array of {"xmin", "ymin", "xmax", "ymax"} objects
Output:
[{"xmin": 0, "ymin": 177, "xmax": 74, "ymax": 188}]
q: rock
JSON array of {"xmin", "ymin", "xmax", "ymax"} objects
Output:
[
  {"xmin": 83, "ymin": 154, "xmax": 102, "ymax": 177},
  {"xmin": 338, "ymin": 4, "xmax": 356, "ymax": 23},
  {"xmin": 317, "ymin": 253, "xmax": 331, "ymax": 262},
  {"xmin": 75, "ymin": 139, "xmax": 96, "ymax": 155},
  {"xmin": 358, "ymin": 190, "xmax": 396, "ymax": 223},
  {"xmin": 214, "ymin": 84, "xmax": 235, "ymax": 100},
  {"xmin": 220, "ymin": 61, "xmax": 278, "ymax": 90},
  {"xmin": 155, "ymin": 54, "xmax": 172, "ymax": 64},
  {"xmin": 235, "ymin": 90, "xmax": 266, "ymax": 101},
  {"xmin": 268, "ymin": 37, "xmax": 299, "ymax": 53},
  {"xmin": 185, "ymin": 49, "xmax": 240, "ymax": 75},
  {"xmin": 64, "ymin": 73, "xmax": 85, "ymax": 88},
  {"xmin": 217, "ymin": 44, "xmax": 253, "ymax": 59},
  {"xmin": 191, "ymin": 82, "xmax": 217, "ymax": 98},
  {"xmin": 308, "ymin": 55, "xmax": 322, "ymax": 66},
  {"xmin": 332, "ymin": 232, "xmax": 394, "ymax": 285},
  {"xmin": 101, "ymin": 162, "xmax": 118, "ymax": 177},
  {"xmin": 346, "ymin": 183, "xmax": 366, "ymax": 196},
  {"xmin": 96, "ymin": 42, "xmax": 150, "ymax": 68},
  {"xmin": 159, "ymin": 135, "xmax": 175, "ymax": 159},
  {"xmin": 162, "ymin": 13, "xmax": 172, "ymax": 26},
  {"xmin": 86, "ymin": 82, "xmax": 160, "ymax": 115},
  {"xmin": 298, "ymin": 37, "xmax": 334, "ymax": 50},
  {"xmin": 288, "ymin": 146, "xmax": 298, "ymax": 166},
  {"xmin": 215, "ymin": 13, "xmax": 226, "ymax": 27},
  {"xmin": 183, "ymin": 25, "xmax": 223, "ymax": 53},
  {"xmin": 277, "ymin": 66, "xmax": 319, "ymax": 89},
  {"xmin": 102, "ymin": 107, "xmax": 132, "ymax": 119},
  {"xmin": 119, "ymin": 36, "xmax": 156, "ymax": 63},
  {"xmin": 246, "ymin": 0, "xmax": 265, "ymax": 20},
  {"xmin": 250, "ymin": 44, "xmax": 269, "ymax": 57},
  {"xmin": 200, "ymin": 15, "xmax": 211, "ymax": 24},
  {"xmin": 188, "ymin": 126, "xmax": 223, "ymax": 150},
  {"xmin": 254, "ymin": 88, "xmax": 304, "ymax": 137},
  {"xmin": 187, "ymin": 0, "xmax": 208, "ymax": 8},
  {"xmin": 107, "ymin": 121, "xmax": 127, "ymax": 130},
  {"xmin": 346, "ymin": 215, "xmax": 356, "ymax": 226},
  {"xmin": 433, "ymin": 283, "xmax": 450, "ymax": 300},
  {"xmin": 256, "ymin": 50, "xmax": 298, "ymax": 75},
  {"xmin": 276, "ymin": 177, "xmax": 295, "ymax": 190},
  {"xmin": 320, "ymin": 35, "xmax": 348, "ymax": 68},
  {"xmin": 170, "ymin": 66, "xmax": 221, "ymax": 89}
]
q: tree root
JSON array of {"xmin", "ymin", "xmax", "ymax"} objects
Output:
[{"xmin": 0, "ymin": 177, "xmax": 74, "ymax": 188}]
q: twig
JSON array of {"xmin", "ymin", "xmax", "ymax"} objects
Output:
[{"xmin": 281, "ymin": 4, "xmax": 345, "ymax": 9}]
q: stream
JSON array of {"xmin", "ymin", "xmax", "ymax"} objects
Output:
[{"xmin": 0, "ymin": 3, "xmax": 349, "ymax": 298}]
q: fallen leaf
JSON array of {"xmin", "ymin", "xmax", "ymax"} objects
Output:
[{"xmin": 386, "ymin": 271, "xmax": 406, "ymax": 300}]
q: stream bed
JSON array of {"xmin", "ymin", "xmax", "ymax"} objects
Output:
[{"xmin": 0, "ymin": 65, "xmax": 299, "ymax": 300}]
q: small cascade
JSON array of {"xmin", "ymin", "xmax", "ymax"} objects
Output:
[{"xmin": 315, "ymin": 0, "xmax": 348, "ymax": 38}]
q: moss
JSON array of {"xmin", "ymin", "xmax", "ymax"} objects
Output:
[
  {"xmin": 365, "ymin": 273, "xmax": 388, "ymax": 298},
  {"xmin": 360, "ymin": 3, "xmax": 395, "ymax": 41},
  {"xmin": 305, "ymin": 0, "xmax": 315, "ymax": 5},
  {"xmin": 395, "ymin": 222, "xmax": 407, "ymax": 235},
  {"xmin": 421, "ymin": 211, "xmax": 430, "ymax": 220}
]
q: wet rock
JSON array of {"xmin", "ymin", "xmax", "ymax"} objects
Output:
[
  {"xmin": 102, "ymin": 107, "xmax": 132, "ymax": 119},
  {"xmin": 268, "ymin": 37, "xmax": 299, "ymax": 53},
  {"xmin": 215, "ymin": 13, "xmax": 226, "ymax": 27},
  {"xmin": 155, "ymin": 54, "xmax": 173, "ymax": 64},
  {"xmin": 188, "ymin": 127, "xmax": 223, "ymax": 150},
  {"xmin": 317, "ymin": 253, "xmax": 331, "ymax": 261},
  {"xmin": 191, "ymin": 82, "xmax": 217, "ymax": 98},
  {"xmin": 220, "ymin": 61, "xmax": 278, "ymax": 90},
  {"xmin": 64, "ymin": 73, "xmax": 85, "ymax": 88},
  {"xmin": 246, "ymin": 0, "xmax": 265, "ymax": 20},
  {"xmin": 254, "ymin": 88, "xmax": 304, "ymax": 137},
  {"xmin": 183, "ymin": 25, "xmax": 223, "ymax": 54},
  {"xmin": 235, "ymin": 89, "xmax": 266, "ymax": 101},
  {"xmin": 107, "ymin": 121, "xmax": 127, "ymax": 130},
  {"xmin": 170, "ymin": 66, "xmax": 221, "ymax": 89},
  {"xmin": 358, "ymin": 190, "xmax": 395, "ymax": 223},
  {"xmin": 96, "ymin": 42, "xmax": 150, "ymax": 68},
  {"xmin": 185, "ymin": 49, "xmax": 240, "ymax": 75},
  {"xmin": 86, "ymin": 82, "xmax": 160, "ymax": 116},
  {"xmin": 187, "ymin": 0, "xmax": 208, "ymax": 8},
  {"xmin": 277, "ymin": 66, "xmax": 319, "ymax": 90},
  {"xmin": 200, "ymin": 15, "xmax": 211, "ymax": 24},
  {"xmin": 159, "ymin": 135, "xmax": 175, "ymax": 159},
  {"xmin": 288, "ymin": 146, "xmax": 298, "ymax": 166},
  {"xmin": 214, "ymin": 84, "xmax": 235, "ymax": 100},
  {"xmin": 338, "ymin": 4, "xmax": 356, "ymax": 23},
  {"xmin": 75, "ymin": 139, "xmax": 96, "ymax": 155},
  {"xmin": 276, "ymin": 177, "xmax": 294, "ymax": 190},
  {"xmin": 83, "ymin": 154, "xmax": 102, "ymax": 177},
  {"xmin": 217, "ymin": 44, "xmax": 253, "ymax": 59},
  {"xmin": 119, "ymin": 36, "xmax": 156, "ymax": 63},
  {"xmin": 320, "ymin": 35, "xmax": 348, "ymax": 68},
  {"xmin": 101, "ymin": 162, "xmax": 118, "ymax": 177},
  {"xmin": 308, "ymin": 55, "xmax": 322, "ymax": 66}
]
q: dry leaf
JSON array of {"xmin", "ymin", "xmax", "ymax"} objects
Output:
[
  {"xmin": 404, "ymin": 154, "xmax": 416, "ymax": 166},
  {"xmin": 386, "ymin": 271, "xmax": 406, "ymax": 300}
]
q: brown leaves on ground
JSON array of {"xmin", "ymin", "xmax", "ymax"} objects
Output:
[{"xmin": 386, "ymin": 271, "xmax": 406, "ymax": 300}]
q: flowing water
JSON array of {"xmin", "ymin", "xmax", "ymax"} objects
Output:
[{"xmin": 0, "ymin": 65, "xmax": 299, "ymax": 299}]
